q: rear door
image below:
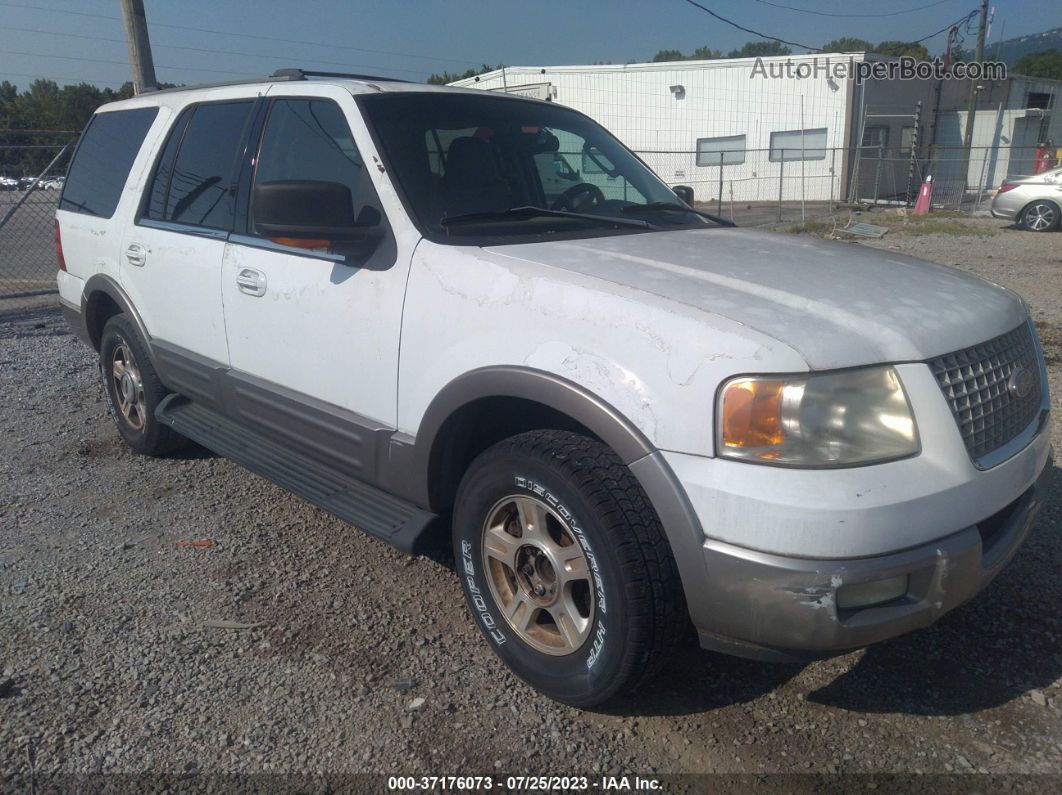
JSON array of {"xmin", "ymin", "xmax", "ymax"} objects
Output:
[{"xmin": 122, "ymin": 97, "xmax": 258, "ymax": 372}]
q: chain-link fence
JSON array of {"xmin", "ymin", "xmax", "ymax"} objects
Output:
[
  {"xmin": 635, "ymin": 144, "xmax": 1049, "ymax": 226},
  {"xmin": 0, "ymin": 130, "xmax": 78, "ymax": 298}
]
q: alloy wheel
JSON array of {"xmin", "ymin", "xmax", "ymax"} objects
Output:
[
  {"xmin": 1024, "ymin": 203, "xmax": 1056, "ymax": 231},
  {"xmin": 481, "ymin": 494, "xmax": 596, "ymax": 655},
  {"xmin": 111, "ymin": 343, "xmax": 146, "ymax": 430}
]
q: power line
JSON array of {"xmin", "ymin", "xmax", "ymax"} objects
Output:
[
  {"xmin": 0, "ymin": 48, "xmax": 262, "ymax": 77},
  {"xmin": 679, "ymin": 0, "xmax": 980, "ymax": 53},
  {"xmin": 750, "ymin": 0, "xmax": 953, "ymax": 18},
  {"xmin": 914, "ymin": 10, "xmax": 979, "ymax": 43},
  {"xmin": 2, "ymin": 24, "xmax": 429, "ymax": 77},
  {"xmin": 0, "ymin": 1, "xmax": 479, "ymax": 66},
  {"xmin": 678, "ymin": 0, "xmax": 821, "ymax": 51}
]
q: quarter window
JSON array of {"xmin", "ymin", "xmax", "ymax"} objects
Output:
[
  {"xmin": 769, "ymin": 127, "xmax": 827, "ymax": 162},
  {"xmin": 60, "ymin": 107, "xmax": 158, "ymax": 218}
]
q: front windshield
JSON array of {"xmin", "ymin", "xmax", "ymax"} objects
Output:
[{"xmin": 359, "ymin": 91, "xmax": 707, "ymax": 242}]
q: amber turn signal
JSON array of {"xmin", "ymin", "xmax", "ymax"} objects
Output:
[{"xmin": 720, "ymin": 378, "xmax": 786, "ymax": 449}]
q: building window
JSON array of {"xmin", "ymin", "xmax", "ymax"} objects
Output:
[
  {"xmin": 1027, "ymin": 92, "xmax": 1052, "ymax": 110},
  {"xmin": 769, "ymin": 128, "xmax": 827, "ymax": 161},
  {"xmin": 861, "ymin": 125, "xmax": 889, "ymax": 149},
  {"xmin": 696, "ymin": 134, "xmax": 746, "ymax": 166},
  {"xmin": 899, "ymin": 126, "xmax": 916, "ymax": 155}
]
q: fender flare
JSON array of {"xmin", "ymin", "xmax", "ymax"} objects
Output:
[
  {"xmin": 409, "ymin": 365, "xmax": 711, "ymax": 631},
  {"xmin": 413, "ymin": 366, "xmax": 656, "ymax": 498},
  {"xmin": 81, "ymin": 274, "xmax": 157, "ymax": 370}
]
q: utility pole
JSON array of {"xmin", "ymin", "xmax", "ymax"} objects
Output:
[
  {"xmin": 119, "ymin": 0, "xmax": 157, "ymax": 94},
  {"xmin": 959, "ymin": 0, "xmax": 990, "ymax": 201}
]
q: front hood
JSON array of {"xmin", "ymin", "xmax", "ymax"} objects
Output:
[{"xmin": 485, "ymin": 228, "xmax": 1026, "ymax": 369}]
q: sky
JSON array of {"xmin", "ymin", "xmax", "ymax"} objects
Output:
[{"xmin": 2, "ymin": 0, "xmax": 1061, "ymax": 90}]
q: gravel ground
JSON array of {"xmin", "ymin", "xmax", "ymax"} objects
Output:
[{"xmin": 2, "ymin": 216, "xmax": 1061, "ymax": 790}]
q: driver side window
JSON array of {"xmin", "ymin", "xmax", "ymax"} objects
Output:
[{"xmin": 253, "ymin": 98, "xmax": 378, "ymax": 229}]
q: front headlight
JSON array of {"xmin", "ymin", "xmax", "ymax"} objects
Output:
[{"xmin": 717, "ymin": 366, "xmax": 919, "ymax": 467}]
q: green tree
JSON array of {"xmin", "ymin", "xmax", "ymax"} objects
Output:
[
  {"xmin": 651, "ymin": 49, "xmax": 687, "ymax": 62},
  {"xmin": 652, "ymin": 45, "xmax": 721, "ymax": 62},
  {"xmin": 873, "ymin": 41, "xmax": 930, "ymax": 61},
  {"xmin": 726, "ymin": 41, "xmax": 792, "ymax": 59},
  {"xmin": 821, "ymin": 37, "xmax": 873, "ymax": 52},
  {"xmin": 1013, "ymin": 49, "xmax": 1062, "ymax": 80},
  {"xmin": 690, "ymin": 45, "xmax": 721, "ymax": 60}
]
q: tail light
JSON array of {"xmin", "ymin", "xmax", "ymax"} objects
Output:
[
  {"xmin": 997, "ymin": 183, "xmax": 1018, "ymax": 194},
  {"xmin": 55, "ymin": 219, "xmax": 67, "ymax": 272}
]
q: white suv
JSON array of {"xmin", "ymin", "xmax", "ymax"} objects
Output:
[{"xmin": 56, "ymin": 70, "xmax": 1052, "ymax": 706}]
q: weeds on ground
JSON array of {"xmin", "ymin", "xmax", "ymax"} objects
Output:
[{"xmin": 787, "ymin": 210, "xmax": 997, "ymax": 239}]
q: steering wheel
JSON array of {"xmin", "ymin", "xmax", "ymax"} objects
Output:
[{"xmin": 552, "ymin": 182, "xmax": 605, "ymax": 213}]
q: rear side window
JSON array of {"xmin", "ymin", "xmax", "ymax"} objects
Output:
[
  {"xmin": 59, "ymin": 107, "xmax": 158, "ymax": 218},
  {"xmin": 145, "ymin": 100, "xmax": 254, "ymax": 230}
]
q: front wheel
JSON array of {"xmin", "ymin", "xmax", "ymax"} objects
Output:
[
  {"xmin": 1019, "ymin": 200, "xmax": 1060, "ymax": 232},
  {"xmin": 453, "ymin": 430, "xmax": 686, "ymax": 706}
]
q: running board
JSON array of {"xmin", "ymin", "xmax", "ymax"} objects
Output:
[{"xmin": 156, "ymin": 395, "xmax": 438, "ymax": 554}]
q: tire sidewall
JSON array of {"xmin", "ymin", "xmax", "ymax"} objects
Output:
[
  {"xmin": 454, "ymin": 452, "xmax": 633, "ymax": 706},
  {"xmin": 99, "ymin": 318, "xmax": 157, "ymax": 452},
  {"xmin": 1022, "ymin": 201, "xmax": 1060, "ymax": 232}
]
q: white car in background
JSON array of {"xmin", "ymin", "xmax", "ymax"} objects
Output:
[{"xmin": 991, "ymin": 166, "xmax": 1062, "ymax": 231}]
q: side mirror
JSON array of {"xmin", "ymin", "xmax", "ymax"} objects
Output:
[
  {"xmin": 253, "ymin": 180, "xmax": 380, "ymax": 242},
  {"xmin": 673, "ymin": 185, "xmax": 695, "ymax": 206}
]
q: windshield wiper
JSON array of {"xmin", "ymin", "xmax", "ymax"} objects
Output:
[
  {"xmin": 440, "ymin": 205, "xmax": 651, "ymax": 231},
  {"xmin": 620, "ymin": 201, "xmax": 736, "ymax": 227}
]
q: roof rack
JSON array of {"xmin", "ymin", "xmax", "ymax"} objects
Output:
[
  {"xmin": 143, "ymin": 67, "xmax": 411, "ymax": 95},
  {"xmin": 271, "ymin": 68, "xmax": 411, "ymax": 84}
]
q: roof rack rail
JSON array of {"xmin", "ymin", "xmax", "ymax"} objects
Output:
[
  {"xmin": 271, "ymin": 68, "xmax": 411, "ymax": 84},
  {"xmin": 141, "ymin": 68, "xmax": 412, "ymax": 96},
  {"xmin": 143, "ymin": 73, "xmax": 302, "ymax": 95}
]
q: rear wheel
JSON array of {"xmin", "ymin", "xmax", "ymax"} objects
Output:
[
  {"xmin": 99, "ymin": 315, "xmax": 187, "ymax": 456},
  {"xmin": 453, "ymin": 430, "xmax": 686, "ymax": 706},
  {"xmin": 1019, "ymin": 200, "xmax": 1060, "ymax": 232}
]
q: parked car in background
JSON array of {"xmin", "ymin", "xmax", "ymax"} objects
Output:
[
  {"xmin": 0, "ymin": 176, "xmax": 19, "ymax": 190},
  {"xmin": 992, "ymin": 166, "xmax": 1062, "ymax": 231}
]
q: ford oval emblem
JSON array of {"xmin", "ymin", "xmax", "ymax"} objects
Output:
[{"xmin": 1008, "ymin": 367, "xmax": 1035, "ymax": 400}]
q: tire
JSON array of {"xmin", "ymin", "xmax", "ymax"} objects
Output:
[
  {"xmin": 453, "ymin": 430, "xmax": 686, "ymax": 707},
  {"xmin": 1018, "ymin": 200, "xmax": 1060, "ymax": 232},
  {"xmin": 99, "ymin": 314, "xmax": 187, "ymax": 456}
]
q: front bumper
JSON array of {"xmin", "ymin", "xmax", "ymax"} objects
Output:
[{"xmin": 693, "ymin": 457, "xmax": 1050, "ymax": 660}]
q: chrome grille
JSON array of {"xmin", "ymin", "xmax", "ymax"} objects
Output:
[{"xmin": 929, "ymin": 323, "xmax": 1042, "ymax": 464}]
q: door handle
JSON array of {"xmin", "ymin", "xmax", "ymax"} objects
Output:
[
  {"xmin": 236, "ymin": 267, "xmax": 267, "ymax": 297},
  {"xmin": 125, "ymin": 243, "xmax": 146, "ymax": 267}
]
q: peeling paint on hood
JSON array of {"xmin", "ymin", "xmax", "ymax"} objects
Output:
[{"xmin": 487, "ymin": 228, "xmax": 1027, "ymax": 369}]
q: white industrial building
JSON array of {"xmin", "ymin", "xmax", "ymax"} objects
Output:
[{"xmin": 452, "ymin": 54, "xmax": 1062, "ymax": 205}]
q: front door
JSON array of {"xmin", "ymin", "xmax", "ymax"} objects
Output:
[{"xmin": 220, "ymin": 89, "xmax": 412, "ymax": 474}]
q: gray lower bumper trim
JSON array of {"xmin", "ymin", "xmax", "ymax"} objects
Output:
[{"xmin": 692, "ymin": 455, "xmax": 1051, "ymax": 659}]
